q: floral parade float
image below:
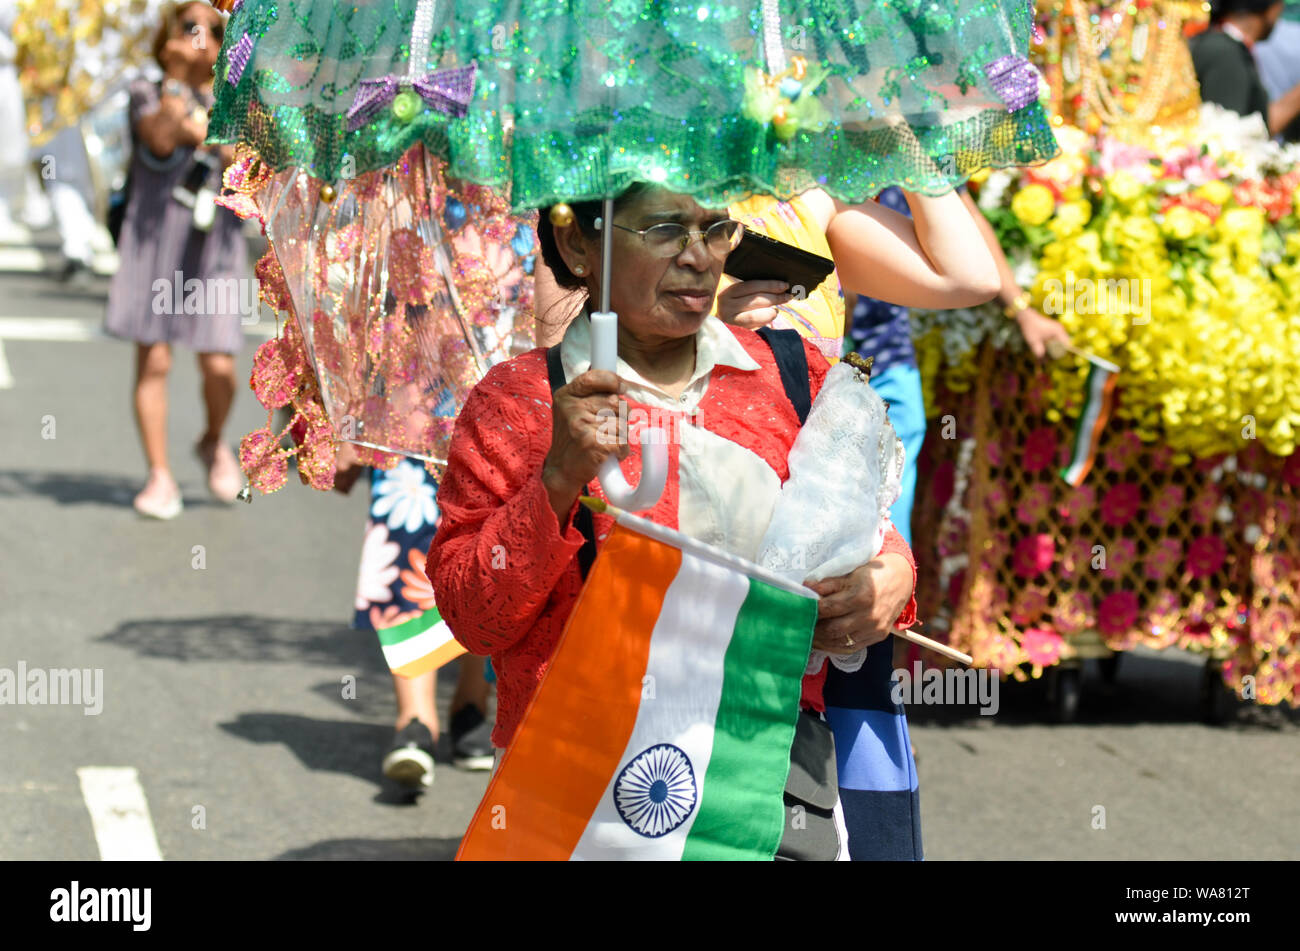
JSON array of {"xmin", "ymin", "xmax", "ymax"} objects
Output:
[{"xmin": 909, "ymin": 0, "xmax": 1300, "ymax": 719}]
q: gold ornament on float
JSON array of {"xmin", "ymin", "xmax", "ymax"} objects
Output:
[{"xmin": 1032, "ymin": 0, "xmax": 1207, "ymax": 147}]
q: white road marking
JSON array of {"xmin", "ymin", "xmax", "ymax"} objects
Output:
[
  {"xmin": 0, "ymin": 339, "xmax": 11, "ymax": 389},
  {"xmin": 0, "ymin": 247, "xmax": 118, "ymax": 275},
  {"xmin": 0, "ymin": 315, "xmax": 277, "ymax": 341},
  {"xmin": 76, "ymin": 767, "xmax": 164, "ymax": 861}
]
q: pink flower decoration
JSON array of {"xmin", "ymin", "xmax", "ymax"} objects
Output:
[
  {"xmin": 1021, "ymin": 627, "xmax": 1064, "ymax": 667},
  {"xmin": 1149, "ymin": 444, "xmax": 1174, "ymax": 471},
  {"xmin": 1013, "ymin": 534, "xmax": 1056, "ymax": 578},
  {"xmin": 250, "ymin": 337, "xmax": 301, "ymax": 410},
  {"xmin": 1101, "ymin": 482, "xmax": 1141, "ymax": 527},
  {"xmin": 1099, "ymin": 138, "xmax": 1159, "ymax": 182},
  {"xmin": 1097, "ymin": 590, "xmax": 1140, "ymax": 635},
  {"xmin": 1187, "ymin": 535, "xmax": 1227, "ymax": 579},
  {"xmin": 1016, "ymin": 483, "xmax": 1054, "ymax": 524},
  {"xmin": 254, "ymin": 249, "xmax": 294, "ymax": 314},
  {"xmin": 1057, "ymin": 483, "xmax": 1096, "ymax": 526},
  {"xmin": 1149, "ymin": 484, "xmax": 1185, "ymax": 526},
  {"xmin": 1101, "ymin": 537, "xmax": 1137, "ymax": 579},
  {"xmin": 215, "ymin": 191, "xmax": 262, "ymax": 222},
  {"xmin": 1022, "ymin": 427, "xmax": 1059, "ymax": 473},
  {"xmin": 1104, "ymin": 430, "xmax": 1143, "ymax": 472},
  {"xmin": 1056, "ymin": 591, "xmax": 1095, "ymax": 634},
  {"xmin": 1012, "ymin": 588, "xmax": 1050, "ymax": 626},
  {"xmin": 239, "ymin": 426, "xmax": 288, "ymax": 493},
  {"xmin": 1145, "ymin": 538, "xmax": 1183, "ymax": 580},
  {"xmin": 1191, "ymin": 487, "xmax": 1221, "ymax": 525}
]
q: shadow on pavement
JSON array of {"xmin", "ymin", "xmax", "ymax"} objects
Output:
[
  {"xmin": 905, "ymin": 650, "xmax": 1300, "ymax": 731},
  {"xmin": 220, "ymin": 712, "xmax": 391, "ymax": 786},
  {"xmin": 97, "ymin": 614, "xmax": 385, "ymax": 669},
  {"xmin": 220, "ymin": 711, "xmax": 469, "ymax": 807},
  {"xmin": 0, "ymin": 469, "xmax": 225, "ymax": 509},
  {"xmin": 274, "ymin": 837, "xmax": 460, "ymax": 860}
]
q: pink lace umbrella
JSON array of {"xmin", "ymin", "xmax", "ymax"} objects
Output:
[{"xmin": 221, "ymin": 144, "xmax": 536, "ymax": 494}]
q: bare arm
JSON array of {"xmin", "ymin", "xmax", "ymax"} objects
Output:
[
  {"xmin": 1269, "ymin": 81, "xmax": 1300, "ymax": 138},
  {"xmin": 135, "ymin": 87, "xmax": 207, "ymax": 159},
  {"xmin": 823, "ymin": 189, "xmax": 1001, "ymax": 309},
  {"xmin": 961, "ymin": 189, "xmax": 1069, "ymax": 359},
  {"xmin": 962, "ymin": 189, "xmax": 1022, "ymax": 307}
]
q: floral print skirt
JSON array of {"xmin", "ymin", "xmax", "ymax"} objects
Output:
[{"xmin": 353, "ymin": 460, "xmax": 442, "ymax": 633}]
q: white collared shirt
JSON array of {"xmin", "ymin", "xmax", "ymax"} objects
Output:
[{"xmin": 558, "ymin": 313, "xmax": 784, "ymax": 559}]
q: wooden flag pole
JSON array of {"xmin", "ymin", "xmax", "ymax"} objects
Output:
[{"xmin": 581, "ymin": 497, "xmax": 976, "ymax": 666}]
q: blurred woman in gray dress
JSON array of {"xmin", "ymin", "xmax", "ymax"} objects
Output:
[{"xmin": 105, "ymin": 1, "xmax": 246, "ymax": 518}]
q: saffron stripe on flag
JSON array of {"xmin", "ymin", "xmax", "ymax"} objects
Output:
[
  {"xmin": 377, "ymin": 608, "xmax": 466, "ymax": 677},
  {"xmin": 681, "ymin": 576, "xmax": 818, "ymax": 860},
  {"xmin": 457, "ymin": 526, "xmax": 677, "ymax": 861}
]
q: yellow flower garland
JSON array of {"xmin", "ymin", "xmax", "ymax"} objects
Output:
[{"xmin": 916, "ymin": 131, "xmax": 1300, "ymax": 460}]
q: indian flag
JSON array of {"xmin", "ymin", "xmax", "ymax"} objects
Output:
[
  {"xmin": 457, "ymin": 504, "xmax": 819, "ymax": 861},
  {"xmin": 1060, "ymin": 354, "xmax": 1120, "ymax": 487},
  {"xmin": 377, "ymin": 607, "xmax": 465, "ymax": 678}
]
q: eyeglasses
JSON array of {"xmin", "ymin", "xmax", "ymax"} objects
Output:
[{"xmin": 612, "ymin": 219, "xmax": 744, "ymax": 260}]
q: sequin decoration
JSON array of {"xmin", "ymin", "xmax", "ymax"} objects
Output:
[
  {"xmin": 207, "ymin": 0, "xmax": 1060, "ymax": 206},
  {"xmin": 984, "ymin": 55, "xmax": 1043, "ymax": 113}
]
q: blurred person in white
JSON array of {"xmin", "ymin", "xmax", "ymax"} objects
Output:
[
  {"xmin": 41, "ymin": 126, "xmax": 105, "ymax": 283},
  {"xmin": 0, "ymin": 5, "xmax": 35, "ymax": 240}
]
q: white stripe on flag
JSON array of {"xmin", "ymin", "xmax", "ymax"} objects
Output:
[
  {"xmin": 77, "ymin": 767, "xmax": 163, "ymax": 861},
  {"xmin": 381, "ymin": 619, "xmax": 454, "ymax": 670},
  {"xmin": 572, "ymin": 551, "xmax": 751, "ymax": 860}
]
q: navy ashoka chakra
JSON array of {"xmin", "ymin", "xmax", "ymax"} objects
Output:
[{"xmin": 613, "ymin": 743, "xmax": 698, "ymax": 838}]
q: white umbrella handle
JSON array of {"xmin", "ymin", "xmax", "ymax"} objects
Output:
[{"xmin": 590, "ymin": 310, "xmax": 668, "ymax": 511}]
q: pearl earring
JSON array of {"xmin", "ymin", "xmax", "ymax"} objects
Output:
[{"xmin": 573, "ymin": 264, "xmax": 586, "ymax": 275}]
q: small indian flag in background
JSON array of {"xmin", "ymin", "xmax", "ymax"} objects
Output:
[
  {"xmin": 378, "ymin": 608, "xmax": 465, "ymax": 678},
  {"xmin": 1060, "ymin": 352, "xmax": 1121, "ymax": 487},
  {"xmin": 458, "ymin": 504, "xmax": 818, "ymax": 861}
]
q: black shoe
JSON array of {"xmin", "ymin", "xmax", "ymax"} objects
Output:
[
  {"xmin": 450, "ymin": 705, "xmax": 494, "ymax": 771},
  {"xmin": 382, "ymin": 718, "xmax": 436, "ymax": 789}
]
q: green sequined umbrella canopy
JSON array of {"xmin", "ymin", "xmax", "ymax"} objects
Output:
[{"xmin": 209, "ymin": 0, "xmax": 1058, "ymax": 210}]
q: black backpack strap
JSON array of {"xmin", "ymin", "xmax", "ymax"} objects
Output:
[
  {"xmin": 756, "ymin": 326, "xmax": 812, "ymax": 426},
  {"xmin": 545, "ymin": 345, "xmax": 598, "ymax": 581}
]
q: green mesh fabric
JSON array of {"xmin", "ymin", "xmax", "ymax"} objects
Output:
[{"xmin": 209, "ymin": 0, "xmax": 1059, "ymax": 210}]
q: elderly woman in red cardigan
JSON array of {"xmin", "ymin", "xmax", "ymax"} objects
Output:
[{"xmin": 426, "ymin": 182, "xmax": 990, "ymax": 858}]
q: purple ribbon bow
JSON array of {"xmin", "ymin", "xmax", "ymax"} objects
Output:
[
  {"xmin": 226, "ymin": 32, "xmax": 254, "ymax": 86},
  {"xmin": 983, "ymin": 55, "xmax": 1039, "ymax": 113},
  {"xmin": 346, "ymin": 64, "xmax": 477, "ymax": 131}
]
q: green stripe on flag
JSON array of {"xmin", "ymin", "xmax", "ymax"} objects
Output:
[
  {"xmin": 375, "ymin": 607, "xmax": 443, "ymax": 647},
  {"xmin": 680, "ymin": 578, "xmax": 818, "ymax": 861}
]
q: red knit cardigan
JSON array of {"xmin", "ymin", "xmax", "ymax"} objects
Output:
[{"xmin": 426, "ymin": 327, "xmax": 918, "ymax": 749}]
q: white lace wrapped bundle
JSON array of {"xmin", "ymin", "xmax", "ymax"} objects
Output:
[{"xmin": 757, "ymin": 358, "xmax": 906, "ymax": 674}]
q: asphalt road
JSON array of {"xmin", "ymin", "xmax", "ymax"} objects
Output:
[{"xmin": 0, "ymin": 236, "xmax": 1296, "ymax": 861}]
